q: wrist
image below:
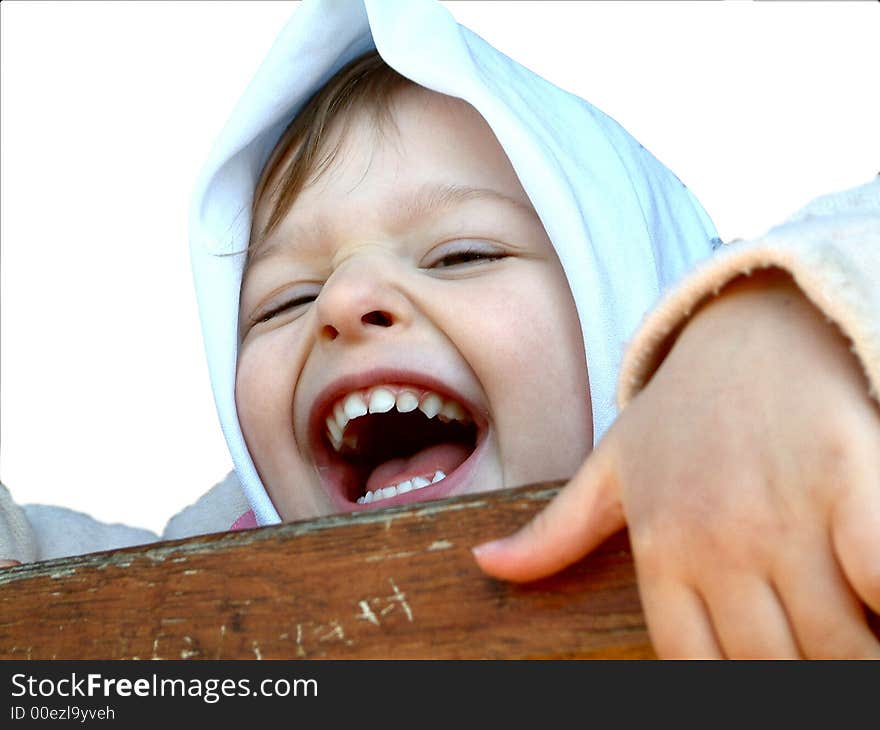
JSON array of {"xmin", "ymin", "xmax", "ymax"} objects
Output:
[
  {"xmin": 667, "ymin": 268, "xmax": 874, "ymax": 413},
  {"xmin": 680, "ymin": 267, "xmax": 832, "ymax": 346}
]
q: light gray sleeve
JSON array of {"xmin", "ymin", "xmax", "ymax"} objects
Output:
[
  {"xmin": 0, "ymin": 481, "xmax": 38, "ymax": 563},
  {"xmin": 21, "ymin": 504, "xmax": 159, "ymax": 561},
  {"xmin": 3, "ymin": 472, "xmax": 249, "ymax": 563},
  {"xmin": 161, "ymin": 470, "xmax": 250, "ymax": 541}
]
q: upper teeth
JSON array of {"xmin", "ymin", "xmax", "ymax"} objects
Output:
[{"xmin": 324, "ymin": 385, "xmax": 471, "ymax": 452}]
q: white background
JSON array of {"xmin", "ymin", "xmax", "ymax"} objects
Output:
[{"xmin": 2, "ymin": 1, "xmax": 878, "ymax": 535}]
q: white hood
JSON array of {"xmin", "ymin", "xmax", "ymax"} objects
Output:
[{"xmin": 189, "ymin": 0, "xmax": 718, "ymax": 525}]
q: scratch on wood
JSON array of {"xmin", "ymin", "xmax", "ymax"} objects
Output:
[
  {"xmin": 426, "ymin": 540, "xmax": 453, "ymax": 551},
  {"xmin": 365, "ymin": 550, "xmax": 416, "ymax": 563},
  {"xmin": 295, "ymin": 624, "xmax": 306, "ymax": 658},
  {"xmin": 412, "ymin": 499, "xmax": 489, "ymax": 519},
  {"xmin": 319, "ymin": 621, "xmax": 345, "ymax": 643},
  {"xmin": 252, "ymin": 641, "xmax": 262, "ymax": 660},
  {"xmin": 180, "ymin": 636, "xmax": 197, "ymax": 660},
  {"xmin": 50, "ymin": 568, "xmax": 76, "ymax": 579},
  {"xmin": 388, "ymin": 578, "xmax": 413, "ymax": 622},
  {"xmin": 216, "ymin": 625, "xmax": 226, "ymax": 660},
  {"xmin": 356, "ymin": 600, "xmax": 380, "ymax": 626},
  {"xmin": 182, "ymin": 569, "xmax": 200, "ymax": 575},
  {"xmin": 151, "ymin": 637, "xmax": 162, "ymax": 660}
]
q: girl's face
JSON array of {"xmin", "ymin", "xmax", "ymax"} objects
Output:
[{"xmin": 235, "ymin": 86, "xmax": 592, "ymax": 521}]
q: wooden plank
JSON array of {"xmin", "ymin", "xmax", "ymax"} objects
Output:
[{"xmin": 0, "ymin": 483, "xmax": 650, "ymax": 659}]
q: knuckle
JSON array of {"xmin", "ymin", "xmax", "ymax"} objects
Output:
[
  {"xmin": 805, "ymin": 629, "xmax": 880, "ymax": 660},
  {"xmin": 648, "ymin": 631, "xmax": 686, "ymax": 659},
  {"xmin": 629, "ymin": 523, "xmax": 667, "ymax": 573},
  {"xmin": 851, "ymin": 558, "xmax": 880, "ymax": 603},
  {"xmin": 818, "ymin": 434, "xmax": 855, "ymax": 478},
  {"xmin": 813, "ymin": 414, "xmax": 877, "ymax": 484}
]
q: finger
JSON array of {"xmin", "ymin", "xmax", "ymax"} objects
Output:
[
  {"xmin": 831, "ymin": 485, "xmax": 880, "ymax": 616},
  {"xmin": 0, "ymin": 559, "xmax": 21, "ymax": 569},
  {"xmin": 702, "ymin": 575, "xmax": 801, "ymax": 659},
  {"xmin": 638, "ymin": 580, "xmax": 723, "ymax": 659},
  {"xmin": 472, "ymin": 440, "xmax": 623, "ymax": 582},
  {"xmin": 775, "ymin": 534, "xmax": 880, "ymax": 659}
]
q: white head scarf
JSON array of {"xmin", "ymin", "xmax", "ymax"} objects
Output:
[{"xmin": 189, "ymin": 0, "xmax": 719, "ymax": 526}]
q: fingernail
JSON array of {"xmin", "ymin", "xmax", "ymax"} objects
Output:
[
  {"xmin": 471, "ymin": 538, "xmax": 505, "ymax": 560},
  {"xmin": 471, "ymin": 543, "xmax": 490, "ymax": 560}
]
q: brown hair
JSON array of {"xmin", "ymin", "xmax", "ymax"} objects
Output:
[{"xmin": 250, "ymin": 51, "xmax": 413, "ymax": 248}]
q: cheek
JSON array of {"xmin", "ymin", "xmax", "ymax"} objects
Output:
[
  {"xmin": 455, "ymin": 270, "xmax": 587, "ymax": 394},
  {"xmin": 234, "ymin": 339, "xmax": 297, "ymax": 451},
  {"xmin": 438, "ymin": 267, "xmax": 592, "ymax": 478},
  {"xmin": 235, "ymin": 336, "xmax": 331, "ymax": 520}
]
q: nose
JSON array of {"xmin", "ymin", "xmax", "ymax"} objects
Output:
[{"xmin": 315, "ymin": 254, "xmax": 411, "ymax": 343}]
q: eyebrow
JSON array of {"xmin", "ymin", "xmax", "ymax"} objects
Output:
[{"xmin": 246, "ymin": 183, "xmax": 539, "ymax": 268}]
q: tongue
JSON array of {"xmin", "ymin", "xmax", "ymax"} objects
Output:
[{"xmin": 365, "ymin": 442, "xmax": 471, "ymax": 493}]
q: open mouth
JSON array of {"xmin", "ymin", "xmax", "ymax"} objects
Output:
[{"xmin": 311, "ymin": 382, "xmax": 484, "ymax": 510}]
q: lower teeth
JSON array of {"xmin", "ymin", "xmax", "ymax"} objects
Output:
[{"xmin": 357, "ymin": 470, "xmax": 446, "ymax": 504}]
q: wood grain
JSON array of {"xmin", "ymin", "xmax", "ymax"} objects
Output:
[{"xmin": 0, "ymin": 483, "xmax": 651, "ymax": 659}]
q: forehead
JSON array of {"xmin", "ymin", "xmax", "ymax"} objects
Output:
[{"xmin": 248, "ymin": 87, "xmax": 533, "ymax": 264}]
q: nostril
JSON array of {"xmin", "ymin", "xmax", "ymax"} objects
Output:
[
  {"xmin": 322, "ymin": 324, "xmax": 339, "ymax": 340},
  {"xmin": 361, "ymin": 310, "xmax": 394, "ymax": 327}
]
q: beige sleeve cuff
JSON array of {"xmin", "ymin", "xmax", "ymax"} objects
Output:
[{"xmin": 617, "ymin": 179, "xmax": 880, "ymax": 409}]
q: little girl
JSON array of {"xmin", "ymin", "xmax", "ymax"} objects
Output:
[{"xmin": 3, "ymin": 0, "xmax": 878, "ymax": 658}]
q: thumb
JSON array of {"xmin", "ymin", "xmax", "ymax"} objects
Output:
[
  {"xmin": 832, "ymin": 484, "xmax": 880, "ymax": 618},
  {"xmin": 472, "ymin": 440, "xmax": 623, "ymax": 583}
]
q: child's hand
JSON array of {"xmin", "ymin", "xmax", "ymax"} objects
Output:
[
  {"xmin": 0, "ymin": 560, "xmax": 21, "ymax": 569},
  {"xmin": 473, "ymin": 268, "xmax": 880, "ymax": 658}
]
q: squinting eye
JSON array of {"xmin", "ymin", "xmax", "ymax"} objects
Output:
[
  {"xmin": 255, "ymin": 295, "xmax": 317, "ymax": 324},
  {"xmin": 430, "ymin": 247, "xmax": 506, "ymax": 269}
]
